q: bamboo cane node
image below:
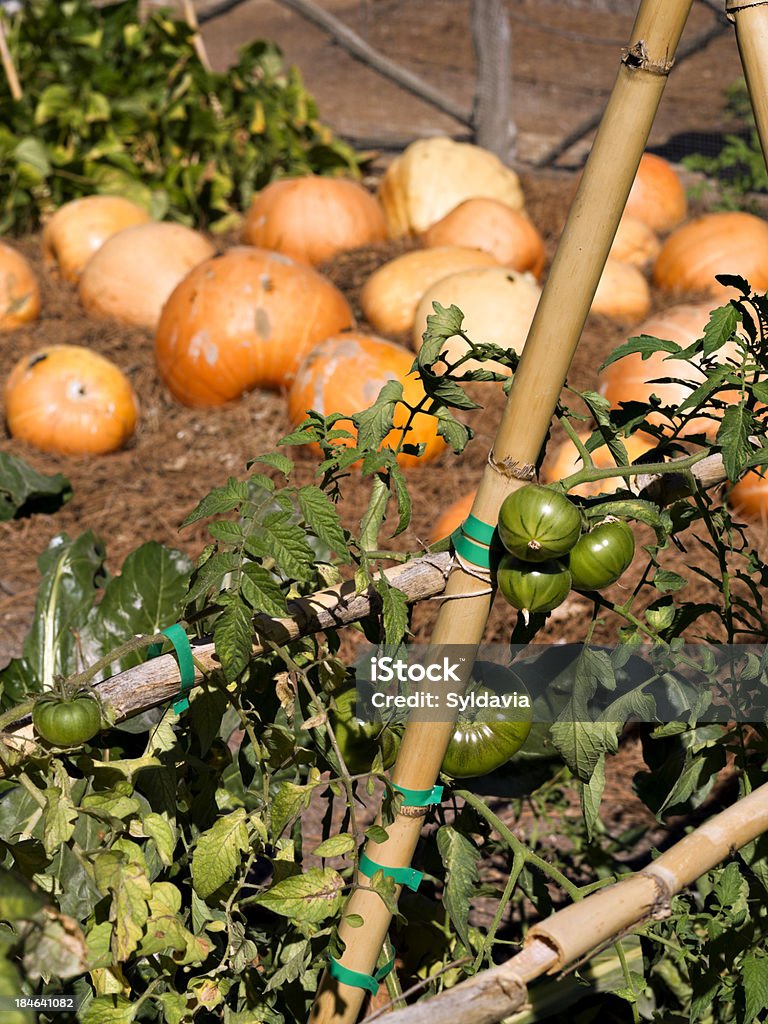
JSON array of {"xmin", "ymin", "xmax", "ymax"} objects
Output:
[
  {"xmin": 640, "ymin": 864, "xmax": 676, "ymax": 919},
  {"xmin": 487, "ymin": 449, "xmax": 536, "ymax": 481},
  {"xmin": 396, "ymin": 804, "xmax": 431, "ymax": 818},
  {"xmin": 621, "ymin": 40, "xmax": 674, "ymax": 76},
  {"xmin": 726, "ymin": 0, "xmax": 768, "ymax": 17}
]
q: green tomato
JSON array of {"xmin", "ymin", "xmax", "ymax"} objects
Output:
[
  {"xmin": 32, "ymin": 693, "xmax": 102, "ymax": 747},
  {"xmin": 498, "ymin": 484, "xmax": 582, "ymax": 562},
  {"xmin": 568, "ymin": 519, "xmax": 635, "ymax": 591},
  {"xmin": 328, "ymin": 687, "xmax": 399, "ymax": 774},
  {"xmin": 441, "ymin": 674, "xmax": 532, "ymax": 779},
  {"xmin": 496, "ymin": 554, "xmax": 572, "ymax": 614}
]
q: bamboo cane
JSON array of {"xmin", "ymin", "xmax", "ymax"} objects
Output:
[
  {"xmin": 367, "ymin": 779, "xmax": 768, "ymax": 1024},
  {"xmin": 0, "ymin": 16, "xmax": 22, "ymax": 102},
  {"xmin": 727, "ymin": 0, "xmax": 768, "ymax": 172},
  {"xmin": 309, "ymin": 2, "xmax": 694, "ymax": 1021},
  {"xmin": 181, "ymin": 0, "xmax": 212, "ymax": 72}
]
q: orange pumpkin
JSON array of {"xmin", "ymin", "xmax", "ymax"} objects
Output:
[
  {"xmin": 598, "ymin": 302, "xmax": 738, "ymax": 436},
  {"xmin": 609, "ymin": 216, "xmax": 661, "ymax": 268},
  {"xmin": 727, "ymin": 470, "xmax": 768, "ymax": 521},
  {"xmin": 422, "ymin": 199, "xmax": 545, "ymax": 278},
  {"xmin": 42, "ymin": 195, "xmax": 151, "ymax": 282},
  {"xmin": 155, "ymin": 247, "xmax": 354, "ymax": 405},
  {"xmin": 541, "ymin": 432, "xmax": 656, "ymax": 497},
  {"xmin": 653, "ymin": 211, "xmax": 768, "ymax": 296},
  {"xmin": 0, "ymin": 243, "xmax": 41, "ymax": 329},
  {"xmin": 360, "ymin": 246, "xmax": 498, "ymax": 336},
  {"xmin": 591, "ymin": 258, "xmax": 651, "ymax": 323},
  {"xmin": 625, "ymin": 153, "xmax": 687, "ymax": 234},
  {"xmin": 4, "ymin": 345, "xmax": 139, "ymax": 455},
  {"xmin": 242, "ymin": 176, "xmax": 388, "ymax": 265},
  {"xmin": 428, "ymin": 489, "xmax": 477, "ymax": 543},
  {"xmin": 78, "ymin": 222, "xmax": 215, "ymax": 329},
  {"xmin": 287, "ymin": 332, "xmax": 445, "ymax": 469}
]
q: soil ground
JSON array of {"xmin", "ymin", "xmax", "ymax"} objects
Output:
[{"xmin": 1, "ymin": 0, "xmax": 765, "ymax": 901}]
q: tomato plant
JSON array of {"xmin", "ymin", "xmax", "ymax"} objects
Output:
[
  {"xmin": 2, "ymin": 284, "xmax": 768, "ymax": 1024},
  {"xmin": 567, "ymin": 518, "xmax": 635, "ymax": 591},
  {"xmin": 497, "ymin": 483, "xmax": 582, "ymax": 561}
]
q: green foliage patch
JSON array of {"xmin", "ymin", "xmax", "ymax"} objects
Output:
[{"xmin": 0, "ymin": 0, "xmax": 362, "ymax": 234}]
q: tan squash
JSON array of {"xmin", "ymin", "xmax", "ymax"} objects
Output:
[
  {"xmin": 624, "ymin": 153, "xmax": 687, "ymax": 234},
  {"xmin": 609, "ymin": 216, "xmax": 661, "ymax": 268},
  {"xmin": 78, "ymin": 222, "xmax": 215, "ymax": 329},
  {"xmin": 360, "ymin": 246, "xmax": 498, "ymax": 337},
  {"xmin": 598, "ymin": 302, "xmax": 739, "ymax": 436},
  {"xmin": 653, "ymin": 211, "xmax": 768, "ymax": 296},
  {"xmin": 411, "ymin": 266, "xmax": 541, "ymax": 374},
  {"xmin": 42, "ymin": 195, "xmax": 151, "ymax": 282},
  {"xmin": 422, "ymin": 198, "xmax": 545, "ymax": 278},
  {"xmin": 591, "ymin": 258, "xmax": 651, "ymax": 323},
  {"xmin": 378, "ymin": 137, "xmax": 524, "ymax": 238},
  {"xmin": 428, "ymin": 490, "xmax": 477, "ymax": 543}
]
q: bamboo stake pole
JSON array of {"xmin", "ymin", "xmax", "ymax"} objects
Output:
[
  {"xmin": 727, "ymin": 0, "xmax": 768, "ymax": 172},
  {"xmin": 0, "ymin": 17, "xmax": 22, "ymax": 101},
  {"xmin": 372, "ymin": 779, "xmax": 768, "ymax": 1024},
  {"xmin": 309, "ymin": 2, "xmax": 694, "ymax": 1022}
]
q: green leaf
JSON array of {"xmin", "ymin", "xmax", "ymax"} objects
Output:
[
  {"xmin": 142, "ymin": 813, "xmax": 176, "ymax": 867},
  {"xmin": 270, "ymin": 781, "xmax": 318, "ymax": 841},
  {"xmin": 0, "ymin": 452, "xmax": 71, "ymax": 521},
  {"xmin": 580, "ymin": 752, "xmax": 606, "ymax": 842},
  {"xmin": 253, "ymin": 867, "xmax": 344, "ymax": 924},
  {"xmin": 743, "ymin": 953, "xmax": 768, "ymax": 1022},
  {"xmin": 240, "ymin": 563, "xmax": 288, "ymax": 616},
  {"xmin": 312, "ymin": 834, "xmax": 355, "ymax": 858},
  {"xmin": 599, "ymin": 334, "xmax": 682, "ymax": 372},
  {"xmin": 702, "ymin": 302, "xmax": 740, "ymax": 356},
  {"xmin": 297, "ymin": 485, "xmax": 349, "ymax": 559},
  {"xmin": 191, "ymin": 809, "xmax": 251, "ymax": 898},
  {"xmin": 716, "ymin": 403, "xmax": 754, "ymax": 481},
  {"xmin": 93, "ymin": 845, "xmax": 152, "ymax": 961},
  {"xmin": 79, "ymin": 996, "xmax": 135, "ymax": 1024},
  {"xmin": 353, "ymin": 379, "xmax": 403, "ymax": 450},
  {"xmin": 16, "ymin": 532, "xmax": 106, "ymax": 693},
  {"xmin": 436, "ymin": 826, "xmax": 479, "ymax": 950},
  {"xmin": 653, "ymin": 569, "xmax": 688, "ymax": 593},
  {"xmin": 434, "ymin": 405, "xmax": 472, "ymax": 454},
  {"xmin": 0, "ymin": 867, "xmax": 46, "ymax": 921},
  {"xmin": 86, "ymin": 542, "xmax": 192, "ymax": 673},
  {"xmin": 246, "ymin": 514, "xmax": 316, "ymax": 582},
  {"xmin": 181, "ymin": 478, "xmax": 250, "ymax": 528},
  {"xmin": 373, "ymin": 575, "xmax": 409, "ymax": 646},
  {"xmin": 42, "ymin": 785, "xmax": 78, "ymax": 856},
  {"xmin": 213, "ymin": 594, "xmax": 254, "ymax": 681},
  {"xmin": 248, "ymin": 451, "xmax": 294, "ymax": 477},
  {"xmin": 185, "ymin": 550, "xmax": 241, "ymax": 604}
]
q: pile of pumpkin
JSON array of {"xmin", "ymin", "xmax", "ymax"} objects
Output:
[{"xmin": 0, "ymin": 136, "xmax": 765, "ymax": 519}]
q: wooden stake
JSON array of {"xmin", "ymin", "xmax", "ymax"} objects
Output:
[
  {"xmin": 728, "ymin": 1, "xmax": 768, "ymax": 170},
  {"xmin": 0, "ymin": 15, "xmax": 22, "ymax": 102},
  {"xmin": 181, "ymin": 0, "xmax": 212, "ymax": 72},
  {"xmin": 309, "ymin": 2, "xmax": 694, "ymax": 1022},
  {"xmin": 365, "ymin": 779, "xmax": 768, "ymax": 1024}
]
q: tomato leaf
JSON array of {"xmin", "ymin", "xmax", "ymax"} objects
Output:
[
  {"xmin": 191, "ymin": 809, "xmax": 251, "ymax": 898},
  {"xmin": 297, "ymin": 485, "xmax": 349, "ymax": 561},
  {"xmin": 717, "ymin": 403, "xmax": 754, "ymax": 481},
  {"xmin": 436, "ymin": 826, "xmax": 479, "ymax": 950},
  {"xmin": 253, "ymin": 868, "xmax": 344, "ymax": 925}
]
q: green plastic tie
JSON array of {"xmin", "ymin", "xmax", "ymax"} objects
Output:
[
  {"xmin": 461, "ymin": 513, "xmax": 496, "ymax": 546},
  {"xmin": 451, "ymin": 528, "xmax": 491, "ymax": 569},
  {"xmin": 390, "ymin": 781, "xmax": 444, "ymax": 807},
  {"xmin": 358, "ymin": 852, "xmax": 423, "ymax": 891},
  {"xmin": 148, "ymin": 624, "xmax": 196, "ymax": 714},
  {"xmin": 326, "ymin": 954, "xmax": 395, "ymax": 994}
]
